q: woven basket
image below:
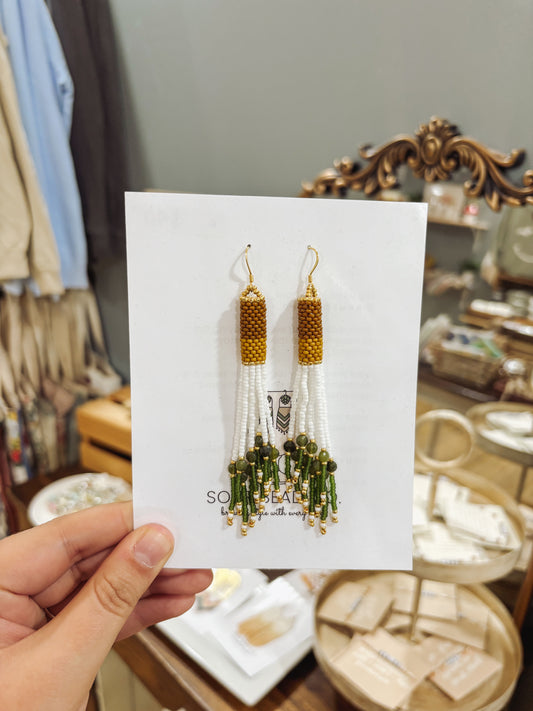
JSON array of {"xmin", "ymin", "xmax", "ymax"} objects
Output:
[{"xmin": 431, "ymin": 343, "xmax": 501, "ymax": 389}]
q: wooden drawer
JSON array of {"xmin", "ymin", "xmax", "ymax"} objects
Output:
[{"xmin": 76, "ymin": 387, "xmax": 132, "ymax": 482}]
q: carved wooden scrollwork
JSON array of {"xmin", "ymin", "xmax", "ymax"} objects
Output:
[{"xmin": 300, "ymin": 117, "xmax": 533, "ymax": 211}]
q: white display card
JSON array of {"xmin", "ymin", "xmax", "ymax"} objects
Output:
[{"xmin": 126, "ymin": 192, "xmax": 427, "ymax": 568}]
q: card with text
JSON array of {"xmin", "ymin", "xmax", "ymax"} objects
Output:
[
  {"xmin": 333, "ymin": 637, "xmax": 419, "ymax": 709},
  {"xmin": 126, "ymin": 192, "xmax": 426, "ymax": 568},
  {"xmin": 430, "ymin": 646, "xmax": 502, "ymax": 700}
]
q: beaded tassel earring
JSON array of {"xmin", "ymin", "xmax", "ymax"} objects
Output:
[
  {"xmin": 283, "ymin": 246, "xmax": 338, "ymax": 534},
  {"xmin": 227, "ymin": 245, "xmax": 278, "ymax": 536}
]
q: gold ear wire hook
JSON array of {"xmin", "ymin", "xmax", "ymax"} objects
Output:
[
  {"xmin": 245, "ymin": 244, "xmax": 254, "ymax": 284},
  {"xmin": 307, "ymin": 245, "xmax": 319, "ymax": 283}
]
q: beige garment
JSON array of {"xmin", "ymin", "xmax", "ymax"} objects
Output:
[{"xmin": 0, "ymin": 29, "xmax": 63, "ymax": 295}]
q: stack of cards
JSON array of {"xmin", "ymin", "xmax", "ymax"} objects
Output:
[
  {"xmin": 440, "ymin": 501, "xmax": 521, "ymax": 551},
  {"xmin": 331, "ymin": 629, "xmax": 502, "ymax": 709},
  {"xmin": 413, "ymin": 522, "xmax": 489, "ymax": 564},
  {"xmin": 412, "ymin": 472, "xmax": 521, "ymax": 565},
  {"xmin": 317, "ymin": 574, "xmax": 504, "ymax": 709}
]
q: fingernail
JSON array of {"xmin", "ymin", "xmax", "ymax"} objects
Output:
[{"xmin": 133, "ymin": 527, "xmax": 174, "ymax": 568}]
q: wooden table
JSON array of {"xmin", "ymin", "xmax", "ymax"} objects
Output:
[
  {"xmin": 10, "ymin": 474, "xmax": 353, "ymax": 711},
  {"xmin": 115, "ymin": 627, "xmax": 353, "ymax": 711}
]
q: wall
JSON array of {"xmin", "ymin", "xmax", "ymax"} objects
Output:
[{"xmin": 100, "ymin": 0, "xmax": 533, "ymax": 378}]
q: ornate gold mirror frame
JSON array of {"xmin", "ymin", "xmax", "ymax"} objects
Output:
[{"xmin": 300, "ymin": 117, "xmax": 533, "ymax": 212}]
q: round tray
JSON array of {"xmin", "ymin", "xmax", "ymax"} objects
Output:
[
  {"xmin": 467, "ymin": 402, "xmax": 533, "ymax": 468},
  {"xmin": 314, "ymin": 570, "xmax": 522, "ymax": 711},
  {"xmin": 413, "ymin": 465, "xmax": 525, "ymax": 584},
  {"xmin": 28, "ymin": 472, "xmax": 132, "ymax": 526}
]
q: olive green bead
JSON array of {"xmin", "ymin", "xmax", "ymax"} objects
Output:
[
  {"xmin": 296, "ymin": 433, "xmax": 309, "ymax": 447},
  {"xmin": 254, "ymin": 434, "xmax": 264, "ymax": 448},
  {"xmin": 259, "ymin": 445, "xmax": 272, "ymax": 459},
  {"xmin": 284, "ymin": 440, "xmax": 296, "ymax": 453},
  {"xmin": 246, "ymin": 450, "xmax": 256, "ymax": 463},
  {"xmin": 235, "ymin": 458, "xmax": 248, "ymax": 472},
  {"xmin": 227, "ymin": 462, "xmax": 236, "ymax": 475},
  {"xmin": 327, "ymin": 460, "xmax": 337, "ymax": 473},
  {"xmin": 291, "ymin": 450, "xmax": 300, "ymax": 462},
  {"xmin": 270, "ymin": 446, "xmax": 279, "ymax": 460},
  {"xmin": 311, "ymin": 459, "xmax": 321, "ymax": 473},
  {"xmin": 306, "ymin": 441, "xmax": 318, "ymax": 455},
  {"xmin": 318, "ymin": 449, "xmax": 330, "ymax": 463}
]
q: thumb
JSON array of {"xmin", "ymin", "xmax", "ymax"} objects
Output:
[{"xmin": 48, "ymin": 524, "xmax": 174, "ymax": 677}]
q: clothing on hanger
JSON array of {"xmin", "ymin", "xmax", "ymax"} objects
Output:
[
  {"xmin": 0, "ymin": 0, "xmax": 88, "ymax": 290},
  {"xmin": 0, "ymin": 27, "xmax": 63, "ymax": 295},
  {"xmin": 46, "ymin": 0, "xmax": 128, "ymax": 265}
]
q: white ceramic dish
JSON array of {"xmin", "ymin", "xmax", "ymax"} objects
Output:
[{"xmin": 28, "ymin": 473, "xmax": 132, "ymax": 526}]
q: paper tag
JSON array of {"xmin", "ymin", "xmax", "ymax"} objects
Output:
[
  {"xmin": 362, "ymin": 628, "xmax": 434, "ymax": 680},
  {"xmin": 318, "ymin": 581, "xmax": 369, "ymax": 626},
  {"xmin": 332, "ymin": 637, "xmax": 419, "ymax": 709},
  {"xmin": 414, "ymin": 523, "xmax": 488, "ymax": 564},
  {"xmin": 416, "ymin": 599, "xmax": 488, "ymax": 650},
  {"xmin": 418, "ymin": 635, "xmax": 464, "ymax": 671},
  {"xmin": 393, "ymin": 579, "xmax": 458, "ymax": 620},
  {"xmin": 430, "ymin": 646, "xmax": 503, "ymax": 700},
  {"xmin": 347, "ymin": 589, "xmax": 394, "ymax": 632},
  {"xmin": 441, "ymin": 501, "xmax": 521, "ymax": 549},
  {"xmin": 413, "ymin": 473, "xmax": 470, "ymax": 517},
  {"xmin": 319, "ymin": 581, "xmax": 394, "ymax": 633}
]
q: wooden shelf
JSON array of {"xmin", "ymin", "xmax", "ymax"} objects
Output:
[
  {"xmin": 427, "ymin": 215, "xmax": 489, "ymax": 231},
  {"xmin": 498, "ymin": 271, "xmax": 533, "ymax": 290},
  {"xmin": 417, "ymin": 363, "xmax": 496, "ymax": 403}
]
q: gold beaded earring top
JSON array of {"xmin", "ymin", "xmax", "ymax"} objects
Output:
[
  {"xmin": 240, "ymin": 244, "xmax": 267, "ymax": 366},
  {"xmin": 298, "ymin": 245, "xmax": 323, "ymax": 366}
]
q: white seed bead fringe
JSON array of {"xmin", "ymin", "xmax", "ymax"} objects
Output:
[
  {"xmin": 237, "ymin": 365, "xmax": 250, "ymax": 460},
  {"xmin": 287, "ymin": 363, "xmax": 302, "ymax": 441},
  {"xmin": 298, "ymin": 367, "xmax": 309, "ymax": 436},
  {"xmin": 231, "ymin": 363, "xmax": 245, "ymax": 462},
  {"xmin": 232, "ymin": 364, "xmax": 275, "ymax": 461},
  {"xmin": 316, "ymin": 364, "xmax": 331, "ymax": 451},
  {"xmin": 260, "ymin": 363, "xmax": 275, "ymax": 444},
  {"xmin": 247, "ymin": 364, "xmax": 258, "ymax": 452},
  {"xmin": 306, "ymin": 364, "xmax": 316, "ymax": 442},
  {"xmin": 256, "ymin": 364, "xmax": 267, "ymax": 442},
  {"xmin": 287, "ymin": 363, "xmax": 332, "ymax": 453}
]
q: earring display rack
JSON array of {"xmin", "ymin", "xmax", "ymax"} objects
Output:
[
  {"xmin": 466, "ymin": 402, "xmax": 533, "ymax": 503},
  {"xmin": 412, "ymin": 464, "xmax": 525, "ymax": 585},
  {"xmin": 313, "ymin": 410, "xmax": 525, "ymax": 711}
]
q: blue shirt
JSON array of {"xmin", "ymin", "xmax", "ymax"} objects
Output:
[{"xmin": 0, "ymin": 0, "xmax": 88, "ymax": 289}]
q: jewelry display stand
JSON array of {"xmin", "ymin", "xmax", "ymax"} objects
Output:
[
  {"xmin": 466, "ymin": 402, "xmax": 533, "ymax": 630},
  {"xmin": 466, "ymin": 402, "xmax": 533, "ymax": 503},
  {"xmin": 313, "ymin": 410, "xmax": 524, "ymax": 711},
  {"xmin": 315, "ymin": 571, "xmax": 522, "ymax": 711}
]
